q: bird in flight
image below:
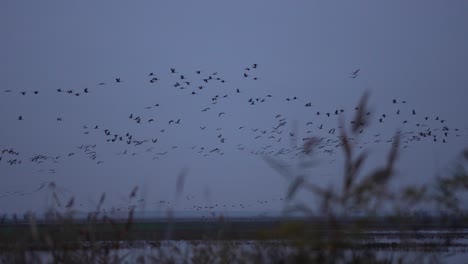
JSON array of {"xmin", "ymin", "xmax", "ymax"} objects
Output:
[{"xmin": 350, "ymin": 69, "xmax": 360, "ymax": 78}]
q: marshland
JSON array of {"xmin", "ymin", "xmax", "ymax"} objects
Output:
[{"xmin": 2, "ymin": 1, "xmax": 468, "ymax": 263}]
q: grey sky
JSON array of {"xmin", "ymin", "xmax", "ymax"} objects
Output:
[{"xmin": 1, "ymin": 0, "xmax": 467, "ymax": 215}]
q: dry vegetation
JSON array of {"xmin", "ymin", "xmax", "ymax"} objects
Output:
[{"xmin": 1, "ymin": 94, "xmax": 467, "ymax": 263}]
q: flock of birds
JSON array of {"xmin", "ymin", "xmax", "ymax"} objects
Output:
[{"xmin": 1, "ymin": 65, "xmax": 467, "ymax": 211}]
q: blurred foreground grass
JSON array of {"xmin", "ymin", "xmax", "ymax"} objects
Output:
[{"xmin": 1, "ymin": 94, "xmax": 468, "ymax": 263}]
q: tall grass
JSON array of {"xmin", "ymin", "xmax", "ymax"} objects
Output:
[{"xmin": 1, "ymin": 93, "xmax": 467, "ymax": 263}]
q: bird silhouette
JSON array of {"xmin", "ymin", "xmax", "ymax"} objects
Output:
[{"xmin": 350, "ymin": 69, "xmax": 360, "ymax": 78}]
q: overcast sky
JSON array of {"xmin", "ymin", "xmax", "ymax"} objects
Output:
[{"xmin": 1, "ymin": 0, "xmax": 467, "ymax": 216}]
